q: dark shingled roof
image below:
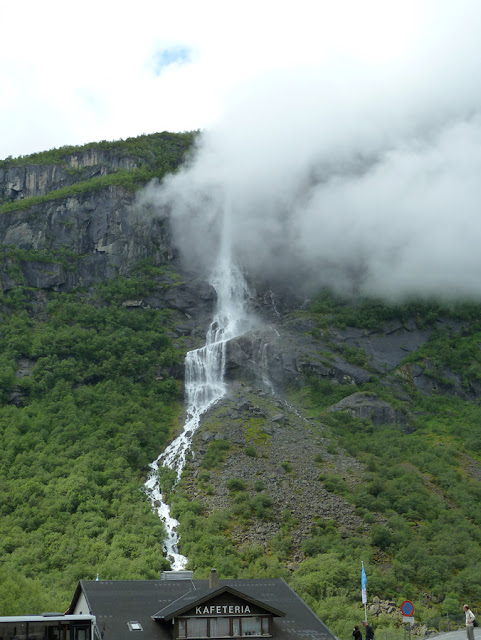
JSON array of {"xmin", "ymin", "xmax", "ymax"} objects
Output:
[
  {"xmin": 153, "ymin": 584, "xmax": 286, "ymax": 619},
  {"xmin": 68, "ymin": 578, "xmax": 339, "ymax": 640}
]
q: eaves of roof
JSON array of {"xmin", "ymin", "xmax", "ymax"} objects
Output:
[{"xmin": 153, "ymin": 585, "xmax": 286, "ymax": 620}]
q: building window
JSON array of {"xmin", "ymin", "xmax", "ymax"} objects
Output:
[
  {"xmin": 177, "ymin": 616, "xmax": 271, "ymax": 639},
  {"xmin": 210, "ymin": 617, "xmax": 230, "ymax": 637},
  {"xmin": 241, "ymin": 617, "xmax": 261, "ymax": 636},
  {"xmin": 261, "ymin": 617, "xmax": 270, "ymax": 636},
  {"xmin": 127, "ymin": 621, "xmax": 143, "ymax": 631},
  {"xmin": 186, "ymin": 617, "xmax": 208, "ymax": 638},
  {"xmin": 179, "ymin": 619, "xmax": 187, "ymax": 638},
  {"xmin": 233, "ymin": 618, "xmax": 241, "ymax": 636},
  {"xmin": 233, "ymin": 616, "xmax": 270, "ymax": 637}
]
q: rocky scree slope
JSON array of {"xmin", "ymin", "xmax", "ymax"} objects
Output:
[
  {"xmin": 170, "ymin": 297, "xmax": 465, "ymax": 561},
  {"xmin": 180, "ymin": 381, "xmax": 367, "ymax": 563}
]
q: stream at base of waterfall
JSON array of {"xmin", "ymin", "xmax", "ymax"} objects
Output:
[{"xmin": 144, "ymin": 261, "xmax": 255, "ymax": 570}]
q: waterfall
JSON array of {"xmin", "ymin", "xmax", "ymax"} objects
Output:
[{"xmin": 144, "ymin": 258, "xmax": 254, "ymax": 570}]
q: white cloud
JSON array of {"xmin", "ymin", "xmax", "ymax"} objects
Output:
[
  {"xmin": 5, "ymin": 0, "xmax": 481, "ymax": 299},
  {"xmin": 140, "ymin": 0, "xmax": 481, "ymax": 300},
  {"xmin": 0, "ymin": 0, "xmax": 438, "ymax": 158}
]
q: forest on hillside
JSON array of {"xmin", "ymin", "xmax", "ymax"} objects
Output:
[
  {"xmin": 2, "ymin": 271, "xmax": 481, "ymax": 635},
  {"xmin": 1, "ymin": 135, "xmax": 481, "ymax": 639}
]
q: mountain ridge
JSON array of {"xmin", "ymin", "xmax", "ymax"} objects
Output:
[{"xmin": 0, "ymin": 132, "xmax": 480, "ymax": 637}]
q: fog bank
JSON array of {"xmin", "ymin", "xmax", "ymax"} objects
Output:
[{"xmin": 141, "ymin": 2, "xmax": 481, "ymax": 300}]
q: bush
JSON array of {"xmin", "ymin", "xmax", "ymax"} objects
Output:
[
  {"xmin": 322, "ymin": 475, "xmax": 350, "ymax": 497},
  {"xmin": 157, "ymin": 467, "xmax": 177, "ymax": 497},
  {"xmin": 227, "ymin": 478, "xmax": 246, "ymax": 492},
  {"xmin": 371, "ymin": 525, "xmax": 393, "ymax": 550},
  {"xmin": 252, "ymin": 493, "xmax": 273, "ymax": 520},
  {"xmin": 201, "ymin": 440, "xmax": 231, "ymax": 469},
  {"xmin": 270, "ymin": 533, "xmax": 292, "ymax": 559},
  {"xmin": 232, "ymin": 492, "xmax": 251, "ymax": 519}
]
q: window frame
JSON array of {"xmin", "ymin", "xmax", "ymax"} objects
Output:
[{"xmin": 176, "ymin": 615, "xmax": 272, "ymax": 639}]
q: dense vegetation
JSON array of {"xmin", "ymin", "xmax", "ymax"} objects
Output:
[
  {"xmin": 0, "ymin": 273, "xmax": 185, "ymax": 613},
  {"xmin": 0, "ymin": 131, "xmax": 196, "ymax": 169},
  {"xmin": 1, "ymin": 254, "xmax": 480, "ymax": 633},
  {"xmin": 165, "ymin": 291, "xmax": 481, "ymax": 636},
  {"xmin": 1, "ymin": 135, "xmax": 480, "ymax": 638}
]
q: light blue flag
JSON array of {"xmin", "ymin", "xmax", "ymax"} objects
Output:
[{"xmin": 361, "ymin": 563, "xmax": 367, "ymax": 604}]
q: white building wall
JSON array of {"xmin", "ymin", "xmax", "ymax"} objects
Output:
[{"xmin": 73, "ymin": 592, "xmax": 90, "ymax": 615}]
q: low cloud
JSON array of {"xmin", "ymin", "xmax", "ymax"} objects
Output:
[{"xmin": 141, "ymin": 1, "xmax": 481, "ymax": 301}]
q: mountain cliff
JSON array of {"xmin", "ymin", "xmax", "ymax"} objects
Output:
[{"xmin": 0, "ymin": 133, "xmax": 480, "ymax": 634}]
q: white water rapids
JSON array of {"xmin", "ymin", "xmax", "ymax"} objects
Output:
[{"xmin": 144, "ymin": 259, "xmax": 255, "ymax": 569}]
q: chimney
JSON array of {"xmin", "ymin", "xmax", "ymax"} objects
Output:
[{"xmin": 209, "ymin": 568, "xmax": 220, "ymax": 589}]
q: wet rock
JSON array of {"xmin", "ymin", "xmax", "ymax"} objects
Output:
[{"xmin": 327, "ymin": 392, "xmax": 408, "ymax": 427}]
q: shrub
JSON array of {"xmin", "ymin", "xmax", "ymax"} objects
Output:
[
  {"xmin": 371, "ymin": 524, "xmax": 393, "ymax": 550},
  {"xmin": 252, "ymin": 493, "xmax": 273, "ymax": 520},
  {"xmin": 201, "ymin": 440, "xmax": 231, "ymax": 469},
  {"xmin": 232, "ymin": 492, "xmax": 251, "ymax": 519},
  {"xmin": 270, "ymin": 533, "xmax": 292, "ymax": 559},
  {"xmin": 157, "ymin": 467, "xmax": 177, "ymax": 496},
  {"xmin": 227, "ymin": 478, "xmax": 246, "ymax": 492},
  {"xmin": 322, "ymin": 475, "xmax": 350, "ymax": 497}
]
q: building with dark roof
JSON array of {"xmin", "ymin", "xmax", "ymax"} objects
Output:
[{"xmin": 67, "ymin": 570, "xmax": 338, "ymax": 640}]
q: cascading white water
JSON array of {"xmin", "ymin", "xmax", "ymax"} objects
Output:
[{"xmin": 144, "ymin": 257, "xmax": 255, "ymax": 569}]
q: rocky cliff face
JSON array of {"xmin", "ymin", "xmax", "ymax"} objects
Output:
[
  {"xmin": 0, "ymin": 186, "xmax": 168, "ymax": 290},
  {"xmin": 0, "ymin": 135, "xmax": 200, "ymax": 295},
  {"xmin": 0, "ymin": 149, "xmax": 138, "ymax": 202},
  {"xmin": 0, "ymin": 154, "xmax": 470, "ymax": 405}
]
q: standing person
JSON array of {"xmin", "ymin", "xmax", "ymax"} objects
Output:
[
  {"xmin": 353, "ymin": 625, "xmax": 362, "ymax": 640},
  {"xmin": 464, "ymin": 604, "xmax": 476, "ymax": 640},
  {"xmin": 363, "ymin": 621, "xmax": 374, "ymax": 640}
]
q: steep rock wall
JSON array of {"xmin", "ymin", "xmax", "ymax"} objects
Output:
[
  {"xmin": 0, "ymin": 150, "xmax": 138, "ymax": 202},
  {"xmin": 0, "ymin": 186, "xmax": 171, "ymax": 291}
]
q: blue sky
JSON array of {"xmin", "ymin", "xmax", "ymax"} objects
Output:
[{"xmin": 153, "ymin": 47, "xmax": 192, "ymax": 75}]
